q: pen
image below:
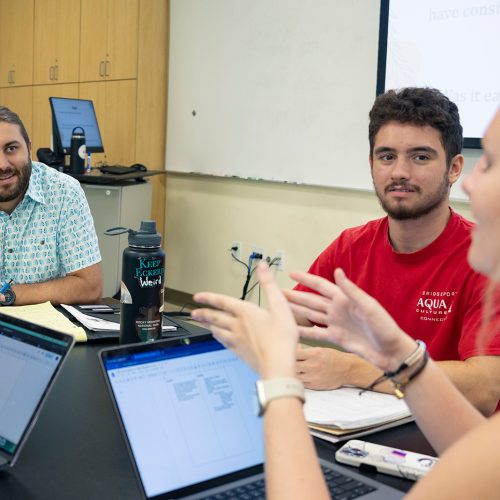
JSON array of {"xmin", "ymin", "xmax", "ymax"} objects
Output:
[{"xmin": 0, "ymin": 279, "xmax": 13, "ymax": 294}]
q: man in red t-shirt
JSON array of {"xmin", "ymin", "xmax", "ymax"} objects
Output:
[{"xmin": 294, "ymin": 88, "xmax": 500, "ymax": 415}]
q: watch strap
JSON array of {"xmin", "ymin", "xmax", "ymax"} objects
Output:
[
  {"xmin": 0, "ymin": 287, "xmax": 15, "ymax": 306},
  {"xmin": 256, "ymin": 378, "xmax": 305, "ymax": 416}
]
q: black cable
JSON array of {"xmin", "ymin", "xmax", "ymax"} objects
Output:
[
  {"xmin": 241, "ymin": 253, "xmax": 262, "ymax": 300},
  {"xmin": 229, "ymin": 247, "xmax": 250, "ymax": 271}
]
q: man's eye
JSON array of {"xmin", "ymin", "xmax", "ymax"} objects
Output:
[
  {"xmin": 5, "ymin": 146, "xmax": 17, "ymax": 153},
  {"xmin": 379, "ymin": 154, "xmax": 395, "ymax": 161},
  {"xmin": 413, "ymin": 154, "xmax": 430, "ymax": 162}
]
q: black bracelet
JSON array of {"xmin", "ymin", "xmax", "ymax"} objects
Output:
[
  {"xmin": 392, "ymin": 351, "xmax": 429, "ymax": 399},
  {"xmin": 359, "ymin": 340, "xmax": 427, "ymax": 397}
]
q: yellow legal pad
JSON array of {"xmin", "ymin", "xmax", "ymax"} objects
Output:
[{"xmin": 0, "ymin": 301, "xmax": 87, "ymax": 342}]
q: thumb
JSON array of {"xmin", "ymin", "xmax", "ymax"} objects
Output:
[{"xmin": 258, "ymin": 263, "xmax": 288, "ymax": 312}]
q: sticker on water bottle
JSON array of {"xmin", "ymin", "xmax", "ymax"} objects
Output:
[
  {"xmin": 78, "ymin": 144, "xmax": 87, "ymax": 160},
  {"xmin": 120, "ymin": 282, "xmax": 132, "ymax": 304},
  {"xmin": 134, "ymin": 257, "xmax": 164, "ymax": 288}
]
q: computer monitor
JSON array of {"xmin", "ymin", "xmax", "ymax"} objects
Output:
[{"xmin": 49, "ymin": 97, "xmax": 105, "ymax": 158}]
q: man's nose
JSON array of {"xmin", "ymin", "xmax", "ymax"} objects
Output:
[{"xmin": 390, "ymin": 157, "xmax": 411, "ymax": 180}]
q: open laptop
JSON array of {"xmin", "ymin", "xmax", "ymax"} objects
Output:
[
  {"xmin": 0, "ymin": 312, "xmax": 75, "ymax": 469},
  {"xmin": 99, "ymin": 335, "xmax": 404, "ymax": 499}
]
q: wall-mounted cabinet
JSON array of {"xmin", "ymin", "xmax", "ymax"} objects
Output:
[
  {"xmin": 79, "ymin": 80, "xmax": 137, "ymax": 165},
  {"xmin": 0, "ymin": 87, "xmax": 33, "ymax": 139},
  {"xmin": 33, "ymin": 0, "xmax": 81, "ymax": 85},
  {"xmin": 0, "ymin": 0, "xmax": 34, "ymax": 87},
  {"xmin": 80, "ymin": 0, "xmax": 139, "ymax": 82}
]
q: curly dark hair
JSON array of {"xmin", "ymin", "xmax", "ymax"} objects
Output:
[
  {"xmin": 368, "ymin": 88, "xmax": 463, "ymax": 168},
  {"xmin": 0, "ymin": 106, "xmax": 31, "ymax": 149}
]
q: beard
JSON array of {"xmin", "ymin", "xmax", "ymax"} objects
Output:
[
  {"xmin": 0, "ymin": 158, "xmax": 32, "ymax": 203},
  {"xmin": 374, "ymin": 173, "xmax": 450, "ymax": 221}
]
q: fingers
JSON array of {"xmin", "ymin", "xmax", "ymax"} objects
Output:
[
  {"xmin": 283, "ymin": 289, "xmax": 331, "ymax": 313},
  {"xmin": 210, "ymin": 325, "xmax": 235, "ymax": 349},
  {"xmin": 193, "ymin": 291, "xmax": 246, "ymax": 316},
  {"xmin": 297, "ymin": 324, "xmax": 339, "ymax": 344},
  {"xmin": 296, "ymin": 343, "xmax": 313, "ymax": 361},
  {"xmin": 333, "ymin": 268, "xmax": 372, "ymax": 307},
  {"xmin": 288, "ymin": 302, "xmax": 328, "ymax": 326},
  {"xmin": 289, "ymin": 271, "xmax": 339, "ymax": 299},
  {"xmin": 191, "ymin": 307, "xmax": 236, "ymax": 332}
]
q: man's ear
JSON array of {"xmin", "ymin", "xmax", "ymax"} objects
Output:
[{"xmin": 448, "ymin": 154, "xmax": 464, "ymax": 186}]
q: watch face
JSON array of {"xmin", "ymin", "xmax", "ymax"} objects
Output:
[{"xmin": 2, "ymin": 289, "xmax": 15, "ymax": 306}]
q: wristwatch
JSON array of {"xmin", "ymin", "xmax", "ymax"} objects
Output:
[
  {"xmin": 255, "ymin": 378, "xmax": 305, "ymax": 417},
  {"xmin": 0, "ymin": 287, "xmax": 15, "ymax": 306}
]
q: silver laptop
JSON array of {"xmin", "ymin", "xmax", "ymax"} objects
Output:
[
  {"xmin": 0, "ymin": 312, "xmax": 75, "ymax": 469},
  {"xmin": 99, "ymin": 335, "xmax": 403, "ymax": 499}
]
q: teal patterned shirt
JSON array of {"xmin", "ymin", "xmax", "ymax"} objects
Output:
[{"xmin": 0, "ymin": 162, "xmax": 101, "ymax": 284}]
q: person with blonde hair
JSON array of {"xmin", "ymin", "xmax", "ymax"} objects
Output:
[{"xmin": 192, "ymin": 107, "xmax": 500, "ymax": 498}]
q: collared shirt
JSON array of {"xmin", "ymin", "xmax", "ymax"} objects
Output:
[{"xmin": 0, "ymin": 161, "xmax": 101, "ymax": 284}]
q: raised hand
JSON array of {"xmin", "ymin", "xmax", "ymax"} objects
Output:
[
  {"xmin": 191, "ymin": 263, "xmax": 299, "ymax": 379},
  {"xmin": 286, "ymin": 268, "xmax": 416, "ymax": 373}
]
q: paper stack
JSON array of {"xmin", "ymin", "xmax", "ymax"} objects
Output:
[{"xmin": 304, "ymin": 387, "xmax": 413, "ymax": 443}]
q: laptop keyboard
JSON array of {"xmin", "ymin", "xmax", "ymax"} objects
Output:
[
  {"xmin": 203, "ymin": 478, "xmax": 265, "ymax": 499},
  {"xmin": 202, "ymin": 465, "xmax": 377, "ymax": 499},
  {"xmin": 323, "ymin": 466, "xmax": 377, "ymax": 499}
]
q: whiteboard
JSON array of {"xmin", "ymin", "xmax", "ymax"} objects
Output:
[{"xmin": 166, "ymin": 0, "xmax": 381, "ymax": 191}]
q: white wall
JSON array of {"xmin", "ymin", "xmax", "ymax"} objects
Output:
[
  {"xmin": 164, "ymin": 0, "xmax": 476, "ymax": 299},
  {"xmin": 165, "ymin": 172, "xmax": 473, "ymax": 299}
]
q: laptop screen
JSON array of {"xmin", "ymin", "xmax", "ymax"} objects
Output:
[
  {"xmin": 0, "ymin": 317, "xmax": 73, "ymax": 459},
  {"xmin": 102, "ymin": 338, "xmax": 264, "ymax": 498}
]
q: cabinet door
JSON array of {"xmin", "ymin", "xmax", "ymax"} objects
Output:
[
  {"xmin": 79, "ymin": 80, "xmax": 137, "ymax": 166},
  {"xmin": 80, "ymin": 0, "xmax": 138, "ymax": 82},
  {"xmin": 106, "ymin": 0, "xmax": 139, "ymax": 80},
  {"xmin": 0, "ymin": 87, "xmax": 33, "ymax": 142},
  {"xmin": 0, "ymin": 0, "xmax": 34, "ymax": 87},
  {"xmin": 78, "ymin": 81, "xmax": 107, "ymax": 165},
  {"xmin": 32, "ymin": 83, "xmax": 79, "ymax": 157},
  {"xmin": 104, "ymin": 80, "xmax": 137, "ymax": 164},
  {"xmin": 81, "ymin": 184, "xmax": 122, "ymax": 297},
  {"xmin": 80, "ymin": 0, "xmax": 108, "ymax": 82},
  {"xmin": 34, "ymin": 0, "xmax": 81, "ymax": 84}
]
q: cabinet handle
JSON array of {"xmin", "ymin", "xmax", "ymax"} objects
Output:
[
  {"xmin": 49, "ymin": 66, "xmax": 53, "ymax": 80},
  {"xmin": 99, "ymin": 60, "xmax": 105, "ymax": 77},
  {"xmin": 105, "ymin": 60, "xmax": 110, "ymax": 77},
  {"xmin": 11, "ymin": 70, "xmax": 15, "ymax": 83},
  {"xmin": 54, "ymin": 65, "xmax": 58, "ymax": 81},
  {"xmin": 7, "ymin": 70, "xmax": 12, "ymax": 84}
]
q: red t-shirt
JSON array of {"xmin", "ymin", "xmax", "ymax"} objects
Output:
[{"xmin": 295, "ymin": 210, "xmax": 500, "ymax": 361}]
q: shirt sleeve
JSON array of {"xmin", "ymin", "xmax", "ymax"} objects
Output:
[
  {"xmin": 459, "ymin": 277, "xmax": 500, "ymax": 359},
  {"xmin": 57, "ymin": 181, "xmax": 102, "ymax": 274}
]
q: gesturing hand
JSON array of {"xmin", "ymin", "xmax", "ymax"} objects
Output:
[
  {"xmin": 191, "ymin": 264, "xmax": 299, "ymax": 379},
  {"xmin": 285, "ymin": 268, "xmax": 416, "ymax": 373}
]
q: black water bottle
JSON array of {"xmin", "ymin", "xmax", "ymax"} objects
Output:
[
  {"xmin": 105, "ymin": 221, "xmax": 165, "ymax": 344},
  {"xmin": 69, "ymin": 126, "xmax": 86, "ymax": 174}
]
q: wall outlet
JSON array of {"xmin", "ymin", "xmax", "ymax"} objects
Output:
[
  {"xmin": 251, "ymin": 246, "xmax": 265, "ymax": 260},
  {"xmin": 231, "ymin": 241, "xmax": 242, "ymax": 260},
  {"xmin": 274, "ymin": 250, "xmax": 285, "ymax": 271}
]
